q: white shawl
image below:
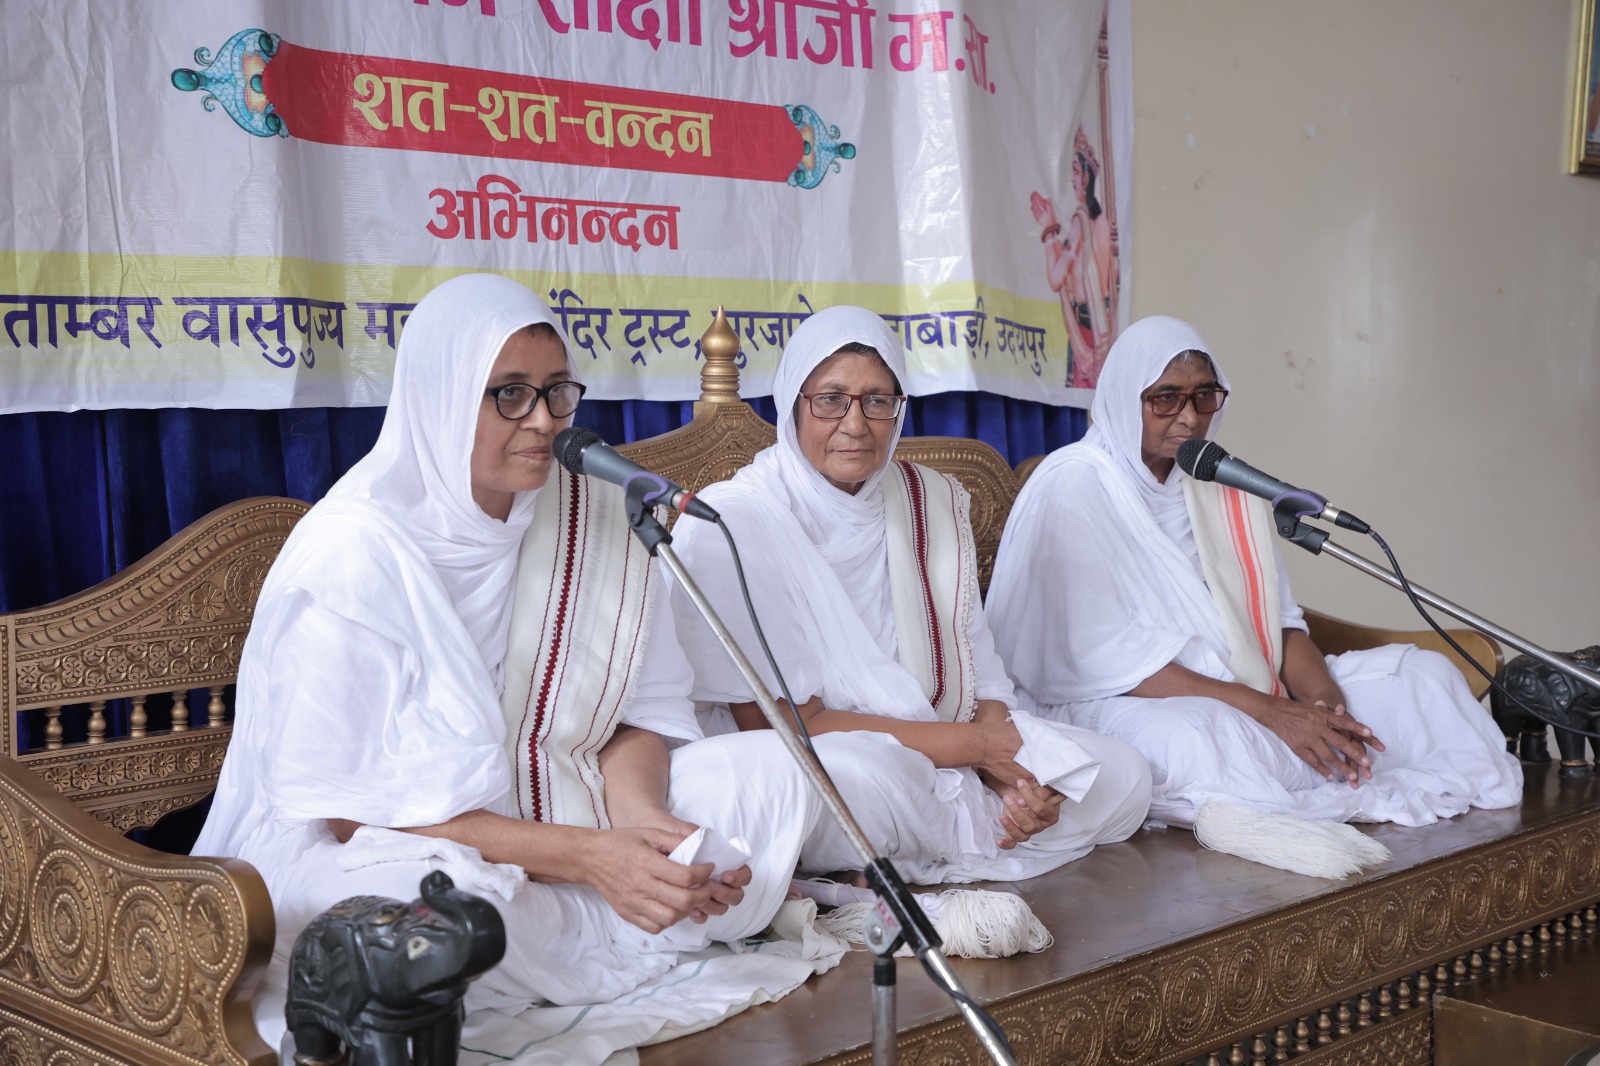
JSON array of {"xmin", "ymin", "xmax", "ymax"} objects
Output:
[
  {"xmin": 987, "ymin": 315, "xmax": 1302, "ymax": 711},
  {"xmin": 666, "ymin": 305, "xmax": 996, "ymax": 720},
  {"xmin": 501, "ymin": 467, "xmax": 662, "ymax": 829},
  {"xmin": 196, "ymin": 274, "xmax": 575, "ymax": 849}
]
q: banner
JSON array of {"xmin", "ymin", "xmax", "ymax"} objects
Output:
[{"xmin": 0, "ymin": 0, "xmax": 1132, "ymax": 412}]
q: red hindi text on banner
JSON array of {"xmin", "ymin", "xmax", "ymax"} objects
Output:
[{"xmin": 262, "ymin": 42, "xmax": 804, "ymax": 182}]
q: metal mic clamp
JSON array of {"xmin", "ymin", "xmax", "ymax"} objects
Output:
[
  {"xmin": 1272, "ymin": 493, "xmax": 1330, "ymax": 555},
  {"xmin": 622, "ymin": 478, "xmax": 672, "ymax": 555}
]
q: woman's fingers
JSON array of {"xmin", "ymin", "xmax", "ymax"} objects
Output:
[
  {"xmin": 591, "ymin": 829, "xmax": 721, "ymax": 933},
  {"xmin": 1013, "ymin": 780, "xmax": 1061, "ymax": 823}
]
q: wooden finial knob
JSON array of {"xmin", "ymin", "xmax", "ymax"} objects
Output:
[{"xmin": 698, "ymin": 305, "xmax": 741, "ymax": 406}]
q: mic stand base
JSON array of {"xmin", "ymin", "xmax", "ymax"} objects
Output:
[
  {"xmin": 872, "ymin": 956, "xmax": 898, "ymax": 1066},
  {"xmin": 621, "ymin": 498, "xmax": 1015, "ymax": 1066}
]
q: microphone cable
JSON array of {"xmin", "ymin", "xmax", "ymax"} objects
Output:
[
  {"xmin": 1361, "ymin": 526, "xmax": 1600, "ymax": 742},
  {"xmin": 1178, "ymin": 437, "xmax": 1600, "ymax": 743},
  {"xmin": 712, "ymin": 516, "xmax": 824, "ymax": 763}
]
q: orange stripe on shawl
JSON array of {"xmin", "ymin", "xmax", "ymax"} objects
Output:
[{"xmin": 1222, "ymin": 487, "xmax": 1283, "ymax": 696}]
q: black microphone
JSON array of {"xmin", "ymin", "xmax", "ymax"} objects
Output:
[
  {"xmin": 1177, "ymin": 439, "xmax": 1370, "ymax": 534},
  {"xmin": 552, "ymin": 427, "xmax": 720, "ymax": 522}
]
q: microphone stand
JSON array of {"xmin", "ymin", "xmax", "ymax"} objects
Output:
[
  {"xmin": 1272, "ymin": 501, "xmax": 1600, "ymax": 694},
  {"xmin": 620, "ymin": 484, "xmax": 1016, "ymax": 1066}
]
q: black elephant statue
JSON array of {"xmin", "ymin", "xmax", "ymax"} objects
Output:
[
  {"xmin": 287, "ymin": 870, "xmax": 507, "ymax": 1066},
  {"xmin": 1490, "ymin": 645, "xmax": 1600, "ymax": 778}
]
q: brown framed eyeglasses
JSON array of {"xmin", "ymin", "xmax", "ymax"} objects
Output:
[{"xmin": 1141, "ymin": 386, "xmax": 1229, "ymax": 418}]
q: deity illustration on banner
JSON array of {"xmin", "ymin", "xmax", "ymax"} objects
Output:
[{"xmin": 1030, "ymin": 18, "xmax": 1121, "ymax": 389}]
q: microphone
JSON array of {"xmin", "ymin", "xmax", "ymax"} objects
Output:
[
  {"xmin": 552, "ymin": 427, "xmax": 720, "ymax": 522},
  {"xmin": 1177, "ymin": 439, "xmax": 1370, "ymax": 534}
]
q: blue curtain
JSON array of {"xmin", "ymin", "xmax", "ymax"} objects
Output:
[{"xmin": 0, "ymin": 396, "xmax": 1085, "ymax": 615}]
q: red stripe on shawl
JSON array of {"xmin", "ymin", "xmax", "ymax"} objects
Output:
[
  {"xmin": 544, "ymin": 472, "xmax": 596, "ymax": 819},
  {"xmin": 513, "ymin": 478, "xmax": 567, "ymax": 821},
  {"xmin": 897, "ymin": 461, "xmax": 946, "ymax": 712},
  {"xmin": 943, "ymin": 477, "xmax": 973, "ymax": 722},
  {"xmin": 1223, "ymin": 487, "xmax": 1283, "ymax": 696},
  {"xmin": 527, "ymin": 469, "xmax": 584, "ymax": 823}
]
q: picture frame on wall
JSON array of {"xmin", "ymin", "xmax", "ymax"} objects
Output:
[{"xmin": 1571, "ymin": 0, "xmax": 1600, "ymax": 174}]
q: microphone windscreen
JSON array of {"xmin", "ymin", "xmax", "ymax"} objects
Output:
[
  {"xmin": 553, "ymin": 426, "xmax": 601, "ymax": 475},
  {"xmin": 1177, "ymin": 438, "xmax": 1226, "ymax": 482}
]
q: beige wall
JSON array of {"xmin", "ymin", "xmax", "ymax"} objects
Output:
[{"xmin": 1128, "ymin": 0, "xmax": 1600, "ymax": 650}]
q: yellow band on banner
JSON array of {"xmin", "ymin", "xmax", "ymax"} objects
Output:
[{"xmin": 0, "ymin": 252, "xmax": 1069, "ymax": 408}]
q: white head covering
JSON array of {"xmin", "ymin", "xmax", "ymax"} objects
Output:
[
  {"xmin": 195, "ymin": 275, "xmax": 579, "ymax": 844},
  {"xmin": 743, "ymin": 305, "xmax": 909, "ymax": 648},
  {"xmin": 1082, "ymin": 315, "xmax": 1229, "ymax": 547},
  {"xmin": 988, "ymin": 315, "xmax": 1243, "ymax": 706},
  {"xmin": 765, "ymin": 305, "xmax": 907, "ymax": 529},
  {"xmin": 327, "ymin": 273, "xmax": 574, "ymax": 671}
]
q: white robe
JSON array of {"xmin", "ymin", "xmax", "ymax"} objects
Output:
[
  {"xmin": 193, "ymin": 276, "xmax": 832, "ymax": 1064},
  {"xmin": 666, "ymin": 305, "xmax": 1151, "ymax": 885},
  {"xmin": 986, "ymin": 315, "xmax": 1523, "ymax": 828}
]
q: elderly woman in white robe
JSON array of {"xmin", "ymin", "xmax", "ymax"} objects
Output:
[
  {"xmin": 667, "ymin": 305, "xmax": 1151, "ymax": 885},
  {"xmin": 193, "ymin": 274, "xmax": 824, "ymax": 1056},
  {"xmin": 986, "ymin": 315, "xmax": 1521, "ymax": 841}
]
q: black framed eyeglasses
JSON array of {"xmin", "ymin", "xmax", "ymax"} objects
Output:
[
  {"xmin": 484, "ymin": 380, "xmax": 586, "ymax": 420},
  {"xmin": 1141, "ymin": 386, "xmax": 1228, "ymax": 418},
  {"xmin": 799, "ymin": 391, "xmax": 905, "ymax": 421}
]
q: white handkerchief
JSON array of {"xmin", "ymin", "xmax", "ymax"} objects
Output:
[
  {"xmin": 1010, "ymin": 710, "xmax": 1102, "ymax": 802},
  {"xmin": 667, "ymin": 825, "xmax": 752, "ymax": 879}
]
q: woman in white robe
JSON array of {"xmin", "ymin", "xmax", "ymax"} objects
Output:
[
  {"xmin": 192, "ymin": 274, "xmax": 824, "ymax": 1055},
  {"xmin": 986, "ymin": 315, "xmax": 1522, "ymax": 831},
  {"xmin": 667, "ymin": 305, "xmax": 1151, "ymax": 884}
]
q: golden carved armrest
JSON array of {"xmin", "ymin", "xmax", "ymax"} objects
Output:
[
  {"xmin": 4, "ymin": 497, "xmax": 309, "ymax": 831},
  {"xmin": 1304, "ymin": 607, "xmax": 1503, "ymax": 702},
  {"xmin": 0, "ymin": 755, "xmax": 274, "ymax": 1065}
]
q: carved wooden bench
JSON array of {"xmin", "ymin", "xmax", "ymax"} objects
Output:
[{"xmin": 0, "ymin": 310, "xmax": 1512, "ymax": 1065}]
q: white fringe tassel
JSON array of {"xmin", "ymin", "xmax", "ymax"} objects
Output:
[
  {"xmin": 812, "ymin": 889, "xmax": 1052, "ymax": 959},
  {"xmin": 1192, "ymin": 799, "xmax": 1391, "ymax": 879}
]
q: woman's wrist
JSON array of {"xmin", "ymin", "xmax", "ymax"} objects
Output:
[
  {"xmin": 604, "ymin": 789, "xmax": 656, "ymax": 829},
  {"xmin": 525, "ymin": 823, "xmax": 601, "ymax": 885},
  {"xmin": 1232, "ymin": 685, "xmax": 1281, "ymax": 725},
  {"xmin": 975, "ymin": 718, "xmax": 1021, "ymax": 776},
  {"xmin": 971, "ymin": 701, "xmax": 1009, "ymax": 725}
]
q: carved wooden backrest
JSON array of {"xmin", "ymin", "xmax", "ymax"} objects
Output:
[
  {"xmin": 1304, "ymin": 607, "xmax": 1503, "ymax": 702},
  {"xmin": 617, "ymin": 397, "xmax": 776, "ymax": 493},
  {"xmin": 1, "ymin": 498, "xmax": 309, "ymax": 831}
]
